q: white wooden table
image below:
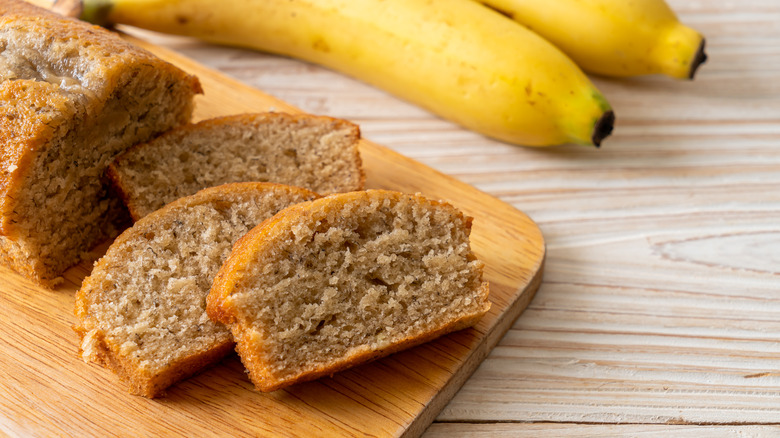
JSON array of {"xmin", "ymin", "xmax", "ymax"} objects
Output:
[{"xmin": 126, "ymin": 1, "xmax": 780, "ymax": 435}]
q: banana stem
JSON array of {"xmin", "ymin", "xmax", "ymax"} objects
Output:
[
  {"xmin": 74, "ymin": 0, "xmax": 114, "ymax": 27},
  {"xmin": 591, "ymin": 110, "xmax": 615, "ymax": 147},
  {"xmin": 688, "ymin": 39, "xmax": 708, "ymax": 79}
]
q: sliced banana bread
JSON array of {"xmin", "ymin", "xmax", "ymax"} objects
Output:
[
  {"xmin": 207, "ymin": 190, "xmax": 491, "ymax": 392},
  {"xmin": 106, "ymin": 112, "xmax": 363, "ymax": 220},
  {"xmin": 0, "ymin": 0, "xmax": 202, "ymax": 286},
  {"xmin": 74, "ymin": 182, "xmax": 318, "ymax": 397}
]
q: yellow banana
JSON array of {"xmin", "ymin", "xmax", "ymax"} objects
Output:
[
  {"xmin": 478, "ymin": 0, "xmax": 706, "ymax": 79},
  {"xmin": 78, "ymin": 0, "xmax": 614, "ymax": 147}
]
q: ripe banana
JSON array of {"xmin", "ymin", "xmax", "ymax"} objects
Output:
[
  {"xmin": 477, "ymin": 0, "xmax": 706, "ymax": 79},
  {"xmin": 77, "ymin": 0, "xmax": 614, "ymax": 147}
]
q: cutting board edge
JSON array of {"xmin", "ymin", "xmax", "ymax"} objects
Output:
[
  {"xmin": 402, "ymin": 254, "xmax": 545, "ymax": 438},
  {"xmin": 0, "ymin": 23, "xmax": 548, "ymax": 438}
]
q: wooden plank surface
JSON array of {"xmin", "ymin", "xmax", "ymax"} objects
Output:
[
  {"xmin": 425, "ymin": 424, "xmax": 780, "ymax": 437},
  {"xmin": 435, "ymin": 0, "xmax": 780, "ymax": 427},
  {"xmin": 5, "ymin": 0, "xmax": 780, "ymax": 435},
  {"xmin": 115, "ymin": 0, "xmax": 780, "ymax": 434},
  {"xmin": 0, "ymin": 29, "xmax": 544, "ymax": 438}
]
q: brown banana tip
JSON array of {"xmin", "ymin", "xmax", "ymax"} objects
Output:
[
  {"xmin": 688, "ymin": 38, "xmax": 708, "ymax": 80},
  {"xmin": 592, "ymin": 110, "xmax": 615, "ymax": 148}
]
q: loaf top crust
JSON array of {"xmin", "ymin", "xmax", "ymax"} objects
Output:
[{"xmin": 0, "ymin": 0, "xmax": 202, "ymax": 235}]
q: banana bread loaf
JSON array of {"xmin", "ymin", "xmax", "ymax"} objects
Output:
[
  {"xmin": 0, "ymin": 0, "xmax": 202, "ymax": 286},
  {"xmin": 106, "ymin": 112, "xmax": 363, "ymax": 220},
  {"xmin": 74, "ymin": 182, "xmax": 318, "ymax": 397},
  {"xmin": 207, "ymin": 190, "xmax": 490, "ymax": 392}
]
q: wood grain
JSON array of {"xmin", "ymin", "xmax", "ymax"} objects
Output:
[
  {"xmin": 8, "ymin": 0, "xmax": 780, "ymax": 435},
  {"xmin": 0, "ymin": 34, "xmax": 544, "ymax": 438},
  {"xmin": 119, "ymin": 0, "xmax": 780, "ymax": 433},
  {"xmin": 425, "ymin": 424, "xmax": 780, "ymax": 437},
  {"xmin": 434, "ymin": 0, "xmax": 780, "ymax": 427}
]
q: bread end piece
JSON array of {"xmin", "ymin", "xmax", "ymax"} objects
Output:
[{"xmin": 0, "ymin": 0, "xmax": 202, "ymax": 286}]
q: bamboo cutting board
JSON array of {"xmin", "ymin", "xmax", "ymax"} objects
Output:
[{"xmin": 0, "ymin": 36, "xmax": 545, "ymax": 437}]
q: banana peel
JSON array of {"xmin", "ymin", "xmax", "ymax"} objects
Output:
[
  {"xmin": 479, "ymin": 0, "xmax": 707, "ymax": 80},
  {"xmin": 67, "ymin": 0, "xmax": 615, "ymax": 147}
]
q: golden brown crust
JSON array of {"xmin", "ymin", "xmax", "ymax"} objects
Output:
[
  {"xmin": 0, "ymin": 0, "xmax": 202, "ymax": 233},
  {"xmin": 243, "ymin": 289, "xmax": 490, "ymax": 392},
  {"xmin": 74, "ymin": 324, "xmax": 235, "ymax": 397},
  {"xmin": 161, "ymin": 112, "xmax": 360, "ymax": 138},
  {"xmin": 0, "ymin": 80, "xmax": 70, "ymax": 237},
  {"xmin": 207, "ymin": 190, "xmax": 490, "ymax": 392},
  {"xmin": 0, "ymin": 82, "xmax": 72, "ymax": 286},
  {"xmin": 0, "ymin": 0, "xmax": 202, "ymax": 285},
  {"xmin": 103, "ymin": 161, "xmax": 138, "ymax": 219},
  {"xmin": 208, "ymin": 190, "xmax": 464, "ymax": 324}
]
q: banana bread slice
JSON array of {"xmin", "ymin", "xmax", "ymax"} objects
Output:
[
  {"xmin": 207, "ymin": 190, "xmax": 490, "ymax": 392},
  {"xmin": 106, "ymin": 112, "xmax": 364, "ymax": 220},
  {"xmin": 0, "ymin": 0, "xmax": 202, "ymax": 286},
  {"xmin": 74, "ymin": 182, "xmax": 318, "ymax": 397}
]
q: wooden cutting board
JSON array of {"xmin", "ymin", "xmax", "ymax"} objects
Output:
[{"xmin": 0, "ymin": 36, "xmax": 545, "ymax": 437}]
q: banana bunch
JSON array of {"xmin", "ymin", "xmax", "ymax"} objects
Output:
[
  {"xmin": 74, "ymin": 0, "xmax": 704, "ymax": 147},
  {"xmin": 478, "ymin": 0, "xmax": 706, "ymax": 79}
]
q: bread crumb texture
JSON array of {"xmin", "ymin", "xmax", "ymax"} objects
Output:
[
  {"xmin": 108, "ymin": 112, "xmax": 363, "ymax": 219},
  {"xmin": 0, "ymin": 0, "xmax": 201, "ymax": 286},
  {"xmin": 209, "ymin": 190, "xmax": 490, "ymax": 391},
  {"xmin": 74, "ymin": 183, "xmax": 317, "ymax": 397}
]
